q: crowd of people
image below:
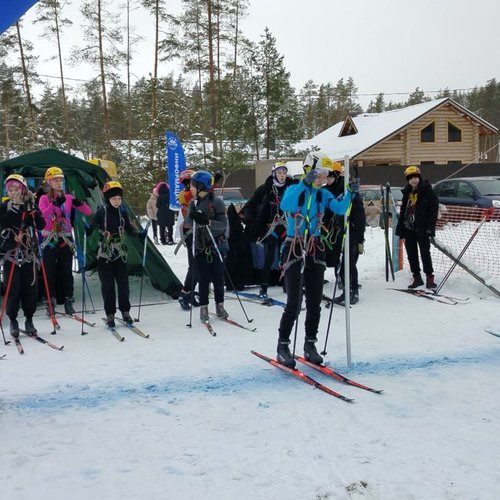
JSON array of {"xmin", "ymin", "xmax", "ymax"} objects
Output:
[{"xmin": 1, "ymin": 156, "xmax": 439, "ymax": 367}]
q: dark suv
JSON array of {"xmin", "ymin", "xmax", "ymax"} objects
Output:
[{"xmin": 432, "ymin": 177, "xmax": 500, "ymax": 208}]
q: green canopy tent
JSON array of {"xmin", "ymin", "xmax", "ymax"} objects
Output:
[{"xmin": 0, "ymin": 148, "xmax": 182, "ymax": 298}]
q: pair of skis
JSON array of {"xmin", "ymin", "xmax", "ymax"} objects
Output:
[
  {"xmin": 228, "ymin": 291, "xmax": 286, "ymax": 308},
  {"xmin": 102, "ymin": 317, "xmax": 150, "ymax": 342},
  {"xmin": 201, "ymin": 314, "xmax": 257, "ymax": 336},
  {"xmin": 390, "ymin": 288, "xmax": 468, "ymax": 305},
  {"xmin": 252, "ymin": 351, "xmax": 382, "ymax": 402},
  {"xmin": 13, "ymin": 330, "xmax": 65, "ymax": 354}
]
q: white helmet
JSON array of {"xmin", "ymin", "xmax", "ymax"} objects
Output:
[{"xmin": 302, "ymin": 152, "xmax": 333, "ymax": 174}]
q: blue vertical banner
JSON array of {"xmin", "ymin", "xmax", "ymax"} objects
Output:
[{"xmin": 166, "ymin": 131, "xmax": 186, "ymax": 210}]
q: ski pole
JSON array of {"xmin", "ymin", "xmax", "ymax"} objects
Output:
[
  {"xmin": 187, "ymin": 219, "xmax": 196, "ymax": 328},
  {"xmin": 79, "ymin": 229, "xmax": 88, "ymax": 335},
  {"xmin": 434, "ymin": 206, "xmax": 494, "ymax": 295},
  {"xmin": 321, "ymin": 199, "xmax": 353, "ymax": 356},
  {"xmin": 384, "ymin": 184, "xmax": 395, "ymax": 281},
  {"xmin": 134, "ymin": 219, "xmax": 152, "ymax": 322},
  {"xmin": 205, "ymin": 224, "xmax": 254, "ymax": 323},
  {"xmin": 0, "ymin": 261, "xmax": 17, "ymax": 346}
]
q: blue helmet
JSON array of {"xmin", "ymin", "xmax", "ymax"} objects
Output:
[{"xmin": 191, "ymin": 170, "xmax": 213, "ymax": 191}]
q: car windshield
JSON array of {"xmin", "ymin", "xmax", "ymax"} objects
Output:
[{"xmin": 472, "ymin": 180, "xmax": 500, "ymax": 196}]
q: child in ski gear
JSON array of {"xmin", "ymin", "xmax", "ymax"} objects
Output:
[
  {"xmin": 243, "ymin": 161, "xmax": 296, "ymax": 300},
  {"xmin": 276, "ymin": 153, "xmax": 353, "ymax": 369},
  {"xmin": 0, "ymin": 174, "xmax": 45, "ymax": 337},
  {"xmin": 327, "ymin": 167, "xmax": 366, "ymax": 305},
  {"xmin": 177, "ymin": 170, "xmax": 200, "ymax": 310},
  {"xmin": 89, "ymin": 181, "xmax": 146, "ymax": 328},
  {"xmin": 155, "ymin": 182, "xmax": 175, "ymax": 245},
  {"xmin": 146, "ymin": 188, "xmax": 159, "ymax": 244},
  {"xmin": 38, "ymin": 166, "xmax": 92, "ymax": 315},
  {"xmin": 395, "ymin": 166, "xmax": 439, "ymax": 289},
  {"xmin": 186, "ymin": 171, "xmax": 229, "ymax": 322}
]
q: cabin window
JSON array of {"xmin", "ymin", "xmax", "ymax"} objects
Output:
[
  {"xmin": 420, "ymin": 122, "xmax": 435, "ymax": 142},
  {"xmin": 420, "ymin": 161, "xmax": 435, "ymax": 165},
  {"xmin": 448, "ymin": 122, "xmax": 462, "ymax": 142},
  {"xmin": 448, "ymin": 160, "xmax": 462, "ymax": 165}
]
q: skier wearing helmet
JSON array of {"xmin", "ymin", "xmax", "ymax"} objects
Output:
[
  {"xmin": 396, "ymin": 165, "xmax": 439, "ymax": 289},
  {"xmin": 243, "ymin": 161, "xmax": 296, "ymax": 300},
  {"xmin": 0, "ymin": 174, "xmax": 45, "ymax": 338},
  {"xmin": 38, "ymin": 166, "xmax": 92, "ymax": 315},
  {"xmin": 88, "ymin": 181, "xmax": 146, "ymax": 328},
  {"xmin": 275, "ymin": 152, "xmax": 355, "ymax": 368},
  {"xmin": 186, "ymin": 170, "xmax": 229, "ymax": 323}
]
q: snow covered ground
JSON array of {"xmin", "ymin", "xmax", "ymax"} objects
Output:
[{"xmin": 1, "ymin": 226, "xmax": 500, "ymax": 500}]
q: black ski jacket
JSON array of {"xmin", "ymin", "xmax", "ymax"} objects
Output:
[{"xmin": 396, "ymin": 179, "xmax": 439, "ymax": 238}]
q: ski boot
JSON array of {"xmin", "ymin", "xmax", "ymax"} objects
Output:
[
  {"xmin": 153, "ymin": 236, "xmax": 159, "ymax": 245},
  {"xmin": 408, "ymin": 273, "xmax": 424, "ymax": 289},
  {"xmin": 178, "ymin": 292, "xmax": 191, "ymax": 311},
  {"xmin": 24, "ymin": 318, "xmax": 37, "ymax": 336},
  {"xmin": 106, "ymin": 314, "xmax": 115, "ymax": 328},
  {"xmin": 333, "ymin": 292, "xmax": 346, "ymax": 305},
  {"xmin": 258, "ymin": 285, "xmax": 268, "ymax": 300},
  {"xmin": 277, "ymin": 340, "xmax": 296, "ymax": 368},
  {"xmin": 304, "ymin": 338, "xmax": 323, "ymax": 365},
  {"xmin": 216, "ymin": 302, "xmax": 228, "ymax": 319},
  {"xmin": 350, "ymin": 288, "xmax": 359, "ymax": 305},
  {"xmin": 122, "ymin": 311, "xmax": 134, "ymax": 325},
  {"xmin": 64, "ymin": 297, "xmax": 76, "ymax": 315},
  {"xmin": 9, "ymin": 319, "xmax": 19, "ymax": 338},
  {"xmin": 200, "ymin": 305, "xmax": 209, "ymax": 322},
  {"xmin": 426, "ymin": 274, "xmax": 437, "ymax": 290}
]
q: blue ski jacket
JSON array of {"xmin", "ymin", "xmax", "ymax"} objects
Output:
[{"xmin": 280, "ymin": 181, "xmax": 352, "ymax": 238}]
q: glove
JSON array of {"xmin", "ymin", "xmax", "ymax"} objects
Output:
[
  {"xmin": 348, "ymin": 181, "xmax": 360, "ymax": 193},
  {"xmin": 303, "ymin": 169, "xmax": 318, "ymax": 186},
  {"xmin": 191, "ymin": 210, "xmax": 209, "ymax": 225},
  {"xmin": 138, "ymin": 229, "xmax": 147, "ymax": 240},
  {"xmin": 426, "ymin": 229, "xmax": 435, "ymax": 238},
  {"xmin": 358, "ymin": 243, "xmax": 364, "ymax": 254},
  {"xmin": 23, "ymin": 190, "xmax": 36, "ymax": 208},
  {"xmin": 73, "ymin": 198, "xmax": 83, "ymax": 207},
  {"xmin": 53, "ymin": 194, "xmax": 66, "ymax": 207}
]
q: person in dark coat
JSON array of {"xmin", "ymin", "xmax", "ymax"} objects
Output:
[
  {"xmin": 156, "ymin": 182, "xmax": 175, "ymax": 245},
  {"xmin": 395, "ymin": 165, "xmax": 439, "ymax": 289},
  {"xmin": 89, "ymin": 181, "xmax": 146, "ymax": 327},
  {"xmin": 0, "ymin": 174, "xmax": 45, "ymax": 337},
  {"xmin": 243, "ymin": 162, "xmax": 296, "ymax": 298}
]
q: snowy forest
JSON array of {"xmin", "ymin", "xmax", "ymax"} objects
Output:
[{"xmin": 1, "ymin": 0, "xmax": 499, "ymax": 206}]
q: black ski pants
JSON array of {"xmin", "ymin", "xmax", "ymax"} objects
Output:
[
  {"xmin": 404, "ymin": 229, "xmax": 434, "ymax": 276},
  {"xmin": 261, "ymin": 235, "xmax": 281, "ymax": 287},
  {"xmin": 278, "ymin": 257, "xmax": 325, "ymax": 342},
  {"xmin": 195, "ymin": 251, "xmax": 225, "ymax": 306},
  {"xmin": 97, "ymin": 258, "xmax": 131, "ymax": 316},
  {"xmin": 339, "ymin": 240, "xmax": 361, "ymax": 290},
  {"xmin": 151, "ymin": 219, "xmax": 158, "ymax": 239},
  {"xmin": 183, "ymin": 231, "xmax": 198, "ymax": 292},
  {"xmin": 3, "ymin": 260, "xmax": 39, "ymax": 321},
  {"xmin": 43, "ymin": 241, "xmax": 74, "ymax": 300}
]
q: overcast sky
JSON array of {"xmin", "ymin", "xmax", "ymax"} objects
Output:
[{"xmin": 15, "ymin": 0, "xmax": 500, "ymax": 108}]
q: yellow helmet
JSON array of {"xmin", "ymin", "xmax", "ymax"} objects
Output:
[
  {"xmin": 5, "ymin": 173, "xmax": 28, "ymax": 190},
  {"xmin": 103, "ymin": 180, "xmax": 123, "ymax": 199},
  {"xmin": 44, "ymin": 166, "xmax": 64, "ymax": 181},
  {"xmin": 272, "ymin": 161, "xmax": 288, "ymax": 175},
  {"xmin": 404, "ymin": 165, "xmax": 421, "ymax": 178}
]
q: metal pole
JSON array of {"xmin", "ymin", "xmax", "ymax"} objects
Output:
[{"xmin": 344, "ymin": 155, "xmax": 351, "ymax": 367}]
